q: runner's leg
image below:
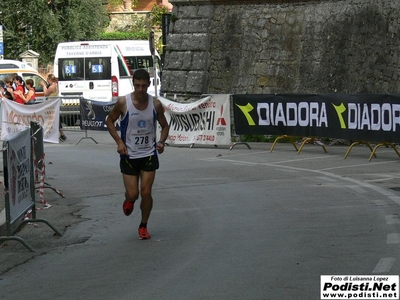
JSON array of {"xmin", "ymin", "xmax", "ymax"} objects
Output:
[
  {"xmin": 123, "ymin": 173, "xmax": 139, "ymax": 203},
  {"xmin": 139, "ymin": 170, "xmax": 156, "ymax": 223}
]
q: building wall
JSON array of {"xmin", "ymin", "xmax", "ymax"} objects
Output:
[
  {"xmin": 161, "ymin": 0, "xmax": 400, "ymax": 100},
  {"xmin": 134, "ymin": 0, "xmax": 173, "ymax": 11},
  {"xmin": 135, "ymin": 0, "xmax": 157, "ymax": 11}
]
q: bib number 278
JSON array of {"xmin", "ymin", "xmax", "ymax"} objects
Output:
[{"xmin": 135, "ymin": 136, "xmax": 149, "ymax": 145}]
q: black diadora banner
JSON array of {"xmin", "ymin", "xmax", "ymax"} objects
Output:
[{"xmin": 233, "ymin": 94, "xmax": 400, "ymax": 143}]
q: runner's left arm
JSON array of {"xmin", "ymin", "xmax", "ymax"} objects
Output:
[{"xmin": 154, "ymin": 98, "xmax": 169, "ymax": 153}]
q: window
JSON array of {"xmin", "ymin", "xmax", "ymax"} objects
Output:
[
  {"xmin": 0, "ymin": 63, "xmax": 20, "ymax": 69},
  {"xmin": 118, "ymin": 56, "xmax": 131, "ymax": 77},
  {"xmin": 0, "ymin": 72, "xmax": 47, "ymax": 93},
  {"xmin": 58, "ymin": 58, "xmax": 84, "ymax": 81},
  {"xmin": 85, "ymin": 57, "xmax": 111, "ymax": 80},
  {"xmin": 124, "ymin": 55, "xmax": 163, "ymax": 77},
  {"xmin": 22, "ymin": 73, "xmax": 46, "ymax": 93}
]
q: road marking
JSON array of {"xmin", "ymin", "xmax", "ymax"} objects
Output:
[
  {"xmin": 320, "ymin": 160, "xmax": 397, "ymax": 171},
  {"xmin": 372, "ymin": 257, "xmax": 396, "ymax": 274},
  {"xmin": 206, "ymin": 155, "xmax": 400, "ymax": 275},
  {"xmin": 386, "ymin": 215, "xmax": 400, "ymax": 224},
  {"xmin": 347, "ymin": 185, "xmax": 368, "ymax": 194},
  {"xmin": 372, "ymin": 199, "xmax": 389, "ymax": 207},
  {"xmin": 232, "ymin": 162, "xmax": 254, "ymax": 166},
  {"xmin": 388, "ymin": 195, "xmax": 400, "ymax": 205},
  {"xmin": 318, "ymin": 176, "xmax": 338, "ymax": 182},
  {"xmin": 387, "ymin": 233, "xmax": 400, "ymax": 244},
  {"xmin": 207, "ymin": 157, "xmax": 400, "ymax": 205},
  {"xmin": 366, "ymin": 177, "xmax": 400, "ymax": 183}
]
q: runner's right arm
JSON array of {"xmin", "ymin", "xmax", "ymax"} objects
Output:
[{"xmin": 107, "ymin": 97, "xmax": 128, "ymax": 156}]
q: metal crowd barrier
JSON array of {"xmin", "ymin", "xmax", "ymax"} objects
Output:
[
  {"xmin": 47, "ymin": 96, "xmax": 98, "ymax": 144},
  {"xmin": 0, "ymin": 125, "xmax": 62, "ymax": 252}
]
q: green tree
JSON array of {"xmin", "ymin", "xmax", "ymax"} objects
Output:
[{"xmin": 0, "ymin": 0, "xmax": 110, "ymax": 65}]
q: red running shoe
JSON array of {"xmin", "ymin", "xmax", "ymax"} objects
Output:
[
  {"xmin": 138, "ymin": 227, "xmax": 151, "ymax": 240},
  {"xmin": 123, "ymin": 200, "xmax": 134, "ymax": 216}
]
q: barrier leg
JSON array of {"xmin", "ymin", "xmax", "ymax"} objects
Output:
[
  {"xmin": 14, "ymin": 218, "xmax": 63, "ymax": 237},
  {"xmin": 344, "ymin": 141, "xmax": 376, "ymax": 159},
  {"xmin": 229, "ymin": 135, "xmax": 251, "ymax": 150},
  {"xmin": 42, "ymin": 182, "xmax": 65, "ymax": 198},
  {"xmin": 297, "ymin": 138, "xmax": 327, "ymax": 154},
  {"xmin": 0, "ymin": 236, "xmax": 35, "ymax": 252},
  {"xmin": 315, "ymin": 140, "xmax": 328, "ymax": 153},
  {"xmin": 297, "ymin": 138, "xmax": 311, "ymax": 154},
  {"xmin": 368, "ymin": 143, "xmax": 400, "ymax": 161},
  {"xmin": 76, "ymin": 129, "xmax": 98, "ymax": 145},
  {"xmin": 389, "ymin": 143, "xmax": 400, "ymax": 157},
  {"xmin": 229, "ymin": 142, "xmax": 251, "ymax": 150},
  {"xmin": 270, "ymin": 135, "xmax": 298, "ymax": 152}
]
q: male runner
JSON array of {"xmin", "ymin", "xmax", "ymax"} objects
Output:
[{"xmin": 107, "ymin": 69, "xmax": 169, "ymax": 239}]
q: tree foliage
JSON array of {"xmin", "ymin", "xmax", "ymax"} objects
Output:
[{"xmin": 0, "ymin": 0, "xmax": 110, "ymax": 65}]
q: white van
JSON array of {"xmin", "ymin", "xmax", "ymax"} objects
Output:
[
  {"xmin": 53, "ymin": 41, "xmax": 134, "ymax": 102},
  {"xmin": 108, "ymin": 40, "xmax": 162, "ymax": 96}
]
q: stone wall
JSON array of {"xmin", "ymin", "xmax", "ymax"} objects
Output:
[{"xmin": 161, "ymin": 0, "xmax": 400, "ymax": 100}]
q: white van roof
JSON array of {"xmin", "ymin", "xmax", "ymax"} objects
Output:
[
  {"xmin": 56, "ymin": 41, "xmax": 114, "ymax": 58},
  {"xmin": 0, "ymin": 59, "xmax": 36, "ymax": 70},
  {"xmin": 107, "ymin": 40, "xmax": 155, "ymax": 57}
]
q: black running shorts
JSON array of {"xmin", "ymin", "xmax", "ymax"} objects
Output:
[{"xmin": 120, "ymin": 155, "xmax": 159, "ymax": 175}]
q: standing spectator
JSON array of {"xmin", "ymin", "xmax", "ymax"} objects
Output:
[
  {"xmin": 40, "ymin": 73, "xmax": 58, "ymax": 97},
  {"xmin": 13, "ymin": 76, "xmax": 26, "ymax": 104},
  {"xmin": 40, "ymin": 74, "xmax": 67, "ymax": 141},
  {"xmin": 15, "ymin": 79, "xmax": 36, "ymax": 104}
]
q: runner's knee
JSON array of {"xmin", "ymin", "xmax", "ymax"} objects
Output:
[{"xmin": 125, "ymin": 191, "xmax": 139, "ymax": 202}]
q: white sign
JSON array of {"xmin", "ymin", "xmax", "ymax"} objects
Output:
[
  {"xmin": 6, "ymin": 128, "xmax": 32, "ymax": 223},
  {"xmin": 158, "ymin": 94, "xmax": 231, "ymax": 146},
  {"xmin": 321, "ymin": 275, "xmax": 399, "ymax": 299},
  {"xmin": 1, "ymin": 98, "xmax": 61, "ymax": 143}
]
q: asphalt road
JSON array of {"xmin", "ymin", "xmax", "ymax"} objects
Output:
[{"xmin": 0, "ymin": 131, "xmax": 399, "ymax": 300}]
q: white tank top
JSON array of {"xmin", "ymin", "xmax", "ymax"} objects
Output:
[{"xmin": 120, "ymin": 93, "xmax": 157, "ymax": 159}]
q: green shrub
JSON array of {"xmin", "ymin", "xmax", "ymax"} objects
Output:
[
  {"xmin": 150, "ymin": 4, "xmax": 170, "ymax": 27},
  {"xmin": 100, "ymin": 31, "xmax": 148, "ymax": 40},
  {"xmin": 241, "ymin": 135, "xmax": 270, "ymax": 142},
  {"xmin": 239, "ymin": 135, "xmax": 303, "ymax": 143}
]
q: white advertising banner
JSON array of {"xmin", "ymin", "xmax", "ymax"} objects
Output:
[
  {"xmin": 6, "ymin": 128, "xmax": 33, "ymax": 223},
  {"xmin": 158, "ymin": 94, "xmax": 231, "ymax": 145},
  {"xmin": 1, "ymin": 98, "xmax": 61, "ymax": 143}
]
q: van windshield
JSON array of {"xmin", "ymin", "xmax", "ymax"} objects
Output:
[{"xmin": 58, "ymin": 57, "xmax": 111, "ymax": 81}]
